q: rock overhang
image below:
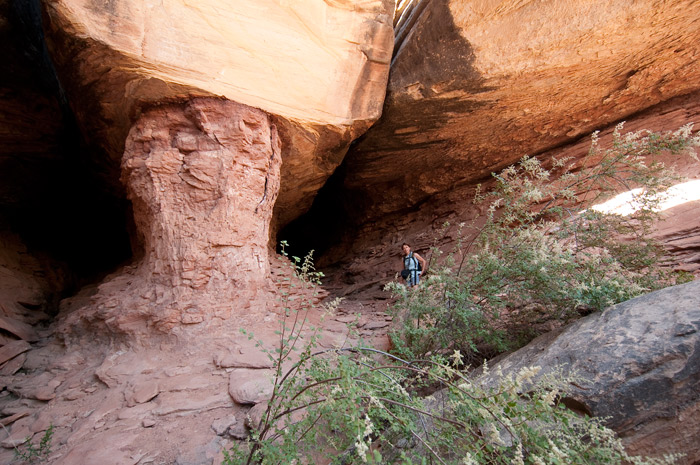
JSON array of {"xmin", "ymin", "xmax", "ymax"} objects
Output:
[
  {"xmin": 343, "ymin": 0, "xmax": 700, "ymax": 224},
  {"xmin": 39, "ymin": 0, "xmax": 395, "ymax": 230}
]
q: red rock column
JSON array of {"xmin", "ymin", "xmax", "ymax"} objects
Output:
[{"xmin": 121, "ymin": 98, "xmax": 281, "ymax": 325}]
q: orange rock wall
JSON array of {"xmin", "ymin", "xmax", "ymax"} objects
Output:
[
  {"xmin": 346, "ymin": 0, "xmax": 700, "ymax": 221},
  {"xmin": 57, "ymin": 99, "xmax": 283, "ymax": 337},
  {"xmin": 40, "ymin": 0, "xmax": 394, "ymax": 228}
]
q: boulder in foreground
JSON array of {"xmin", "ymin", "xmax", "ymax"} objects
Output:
[{"xmin": 484, "ymin": 280, "xmax": 700, "ymax": 464}]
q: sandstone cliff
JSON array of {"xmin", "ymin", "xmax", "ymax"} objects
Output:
[
  {"xmin": 35, "ymin": 0, "xmax": 394, "ymax": 333},
  {"xmin": 41, "ymin": 0, "xmax": 394, "ymax": 229}
]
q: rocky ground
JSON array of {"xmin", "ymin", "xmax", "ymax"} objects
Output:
[
  {"xmin": 0, "ymin": 254, "xmax": 395, "ymax": 465},
  {"xmin": 2, "ymin": 1, "xmax": 699, "ymax": 463}
]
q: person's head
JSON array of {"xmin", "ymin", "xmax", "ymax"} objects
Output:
[{"xmin": 402, "ymin": 243, "xmax": 411, "ymax": 256}]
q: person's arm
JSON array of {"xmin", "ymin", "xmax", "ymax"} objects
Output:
[{"xmin": 414, "ymin": 253, "xmax": 427, "ymax": 272}]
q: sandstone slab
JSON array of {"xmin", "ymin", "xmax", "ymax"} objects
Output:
[
  {"xmin": 245, "ymin": 401, "xmax": 268, "ymax": 431},
  {"xmin": 0, "ymin": 316, "xmax": 39, "ymax": 342},
  {"xmin": 211, "ymin": 416, "xmax": 237, "ymax": 436},
  {"xmin": 1, "ymin": 427, "xmax": 32, "ymax": 449},
  {"xmin": 0, "ymin": 411, "xmax": 28, "ymax": 427},
  {"xmin": 154, "ymin": 390, "xmax": 232, "ymax": 417},
  {"xmin": 41, "ymin": 0, "xmax": 393, "ymax": 229},
  {"xmin": 0, "ymin": 352, "xmax": 26, "ymax": 375},
  {"xmin": 214, "ymin": 346, "xmax": 274, "ymax": 369},
  {"xmin": 125, "ymin": 380, "xmax": 160, "ymax": 407},
  {"xmin": 55, "ymin": 430, "xmax": 143, "ymax": 465},
  {"xmin": 0, "ymin": 339, "xmax": 31, "ymax": 365},
  {"xmin": 342, "ymin": 0, "xmax": 700, "ymax": 223}
]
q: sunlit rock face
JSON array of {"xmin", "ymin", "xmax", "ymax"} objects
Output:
[
  {"xmin": 41, "ymin": 0, "xmax": 394, "ymax": 227},
  {"xmin": 344, "ymin": 0, "xmax": 700, "ymax": 222},
  {"xmin": 39, "ymin": 0, "xmax": 394, "ymax": 337}
]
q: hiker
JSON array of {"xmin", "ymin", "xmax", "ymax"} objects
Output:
[{"xmin": 401, "ymin": 243, "xmax": 426, "ymax": 287}]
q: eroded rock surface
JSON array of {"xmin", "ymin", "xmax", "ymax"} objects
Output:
[
  {"xmin": 0, "ymin": 232, "xmax": 54, "ymax": 381},
  {"xmin": 344, "ymin": 0, "xmax": 700, "ymax": 222},
  {"xmin": 481, "ymin": 280, "xmax": 700, "ymax": 464},
  {"xmin": 0, "ymin": 257, "xmax": 386, "ymax": 465},
  {"xmin": 314, "ymin": 91, "xmax": 700, "ymax": 300},
  {"xmin": 2, "ymin": 1, "xmax": 700, "ymax": 463},
  {"xmin": 34, "ymin": 0, "xmax": 394, "ymax": 343},
  {"xmin": 124, "ymin": 99, "xmax": 280, "ymax": 288},
  {"xmin": 59, "ymin": 99, "xmax": 282, "ymax": 337}
]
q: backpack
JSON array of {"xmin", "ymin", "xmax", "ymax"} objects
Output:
[{"xmin": 405, "ymin": 252, "xmax": 422, "ymax": 272}]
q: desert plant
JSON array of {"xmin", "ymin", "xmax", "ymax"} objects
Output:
[
  {"xmin": 388, "ymin": 123, "xmax": 699, "ymax": 360},
  {"xmin": 228, "ymin": 348, "xmax": 675, "ymax": 465},
  {"xmin": 224, "ymin": 245, "xmax": 681, "ymax": 465},
  {"xmin": 226, "ymin": 330, "xmax": 680, "ymax": 464},
  {"xmin": 13, "ymin": 425, "xmax": 53, "ymax": 464},
  {"xmin": 224, "ymin": 243, "xmax": 343, "ymax": 464}
]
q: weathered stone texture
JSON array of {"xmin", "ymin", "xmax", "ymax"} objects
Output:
[
  {"xmin": 346, "ymin": 0, "xmax": 700, "ymax": 221},
  {"xmin": 483, "ymin": 280, "xmax": 700, "ymax": 463},
  {"xmin": 58, "ymin": 99, "xmax": 283, "ymax": 336},
  {"xmin": 123, "ymin": 99, "xmax": 281, "ymax": 288},
  {"xmin": 41, "ymin": 0, "xmax": 394, "ymax": 227}
]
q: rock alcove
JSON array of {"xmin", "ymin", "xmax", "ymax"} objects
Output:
[{"xmin": 1, "ymin": 0, "xmax": 700, "ymax": 463}]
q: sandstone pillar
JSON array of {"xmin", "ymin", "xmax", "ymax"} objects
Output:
[
  {"xmin": 56, "ymin": 98, "xmax": 282, "ymax": 338},
  {"xmin": 120, "ymin": 99, "xmax": 281, "ymax": 321}
]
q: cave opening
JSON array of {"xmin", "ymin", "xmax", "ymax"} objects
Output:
[
  {"xmin": 1, "ymin": 0, "xmax": 134, "ymax": 313},
  {"xmin": 9, "ymin": 155, "xmax": 135, "ymax": 298},
  {"xmin": 276, "ymin": 159, "xmax": 357, "ymax": 268}
]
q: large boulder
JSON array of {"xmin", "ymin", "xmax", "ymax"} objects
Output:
[
  {"xmin": 343, "ymin": 0, "xmax": 700, "ymax": 222},
  {"xmin": 484, "ymin": 280, "xmax": 700, "ymax": 463}
]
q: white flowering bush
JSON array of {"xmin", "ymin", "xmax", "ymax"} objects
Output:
[
  {"xmin": 389, "ymin": 124, "xmax": 699, "ymax": 360},
  {"xmin": 225, "ymin": 343, "xmax": 681, "ymax": 464},
  {"xmin": 224, "ymin": 244, "xmax": 681, "ymax": 465}
]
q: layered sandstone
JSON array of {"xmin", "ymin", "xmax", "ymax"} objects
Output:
[
  {"xmin": 3, "ymin": 2, "xmax": 700, "ymax": 463},
  {"xmin": 343, "ymin": 0, "xmax": 700, "ymax": 222},
  {"xmin": 0, "ymin": 232, "xmax": 53, "ymax": 344},
  {"xmin": 59, "ymin": 99, "xmax": 283, "ymax": 337},
  {"xmin": 38, "ymin": 0, "xmax": 393, "ymax": 337},
  {"xmin": 315, "ymin": 91, "xmax": 700, "ymax": 303},
  {"xmin": 123, "ymin": 100, "xmax": 281, "ymax": 290},
  {"xmin": 40, "ymin": 0, "xmax": 394, "ymax": 227}
]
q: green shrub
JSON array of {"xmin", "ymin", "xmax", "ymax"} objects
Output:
[
  {"xmin": 224, "ymin": 243, "xmax": 682, "ymax": 465},
  {"xmin": 13, "ymin": 425, "xmax": 53, "ymax": 464},
  {"xmin": 388, "ymin": 124, "xmax": 699, "ymax": 360},
  {"xmin": 226, "ymin": 347, "xmax": 682, "ymax": 464}
]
